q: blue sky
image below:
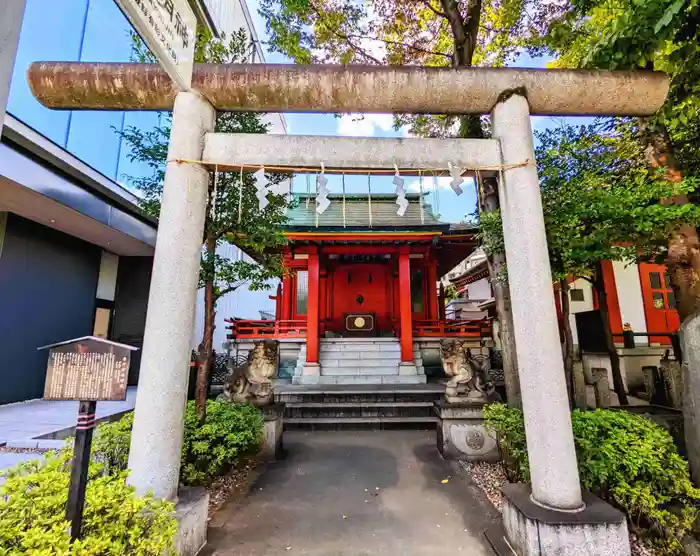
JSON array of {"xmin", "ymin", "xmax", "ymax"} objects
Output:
[
  {"xmin": 246, "ymin": 0, "xmax": 593, "ymax": 224},
  {"xmin": 8, "ymin": 0, "xmax": 593, "ymax": 225}
]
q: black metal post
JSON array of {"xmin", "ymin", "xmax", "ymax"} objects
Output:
[
  {"xmin": 671, "ymin": 333, "xmax": 683, "ymax": 363},
  {"xmin": 66, "ymin": 400, "xmax": 97, "ymax": 541}
]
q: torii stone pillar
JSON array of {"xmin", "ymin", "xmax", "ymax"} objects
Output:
[
  {"xmin": 491, "ymin": 92, "xmax": 583, "ymax": 511},
  {"xmin": 0, "ymin": 0, "xmax": 26, "ymax": 136},
  {"xmin": 127, "ymin": 91, "xmax": 215, "ymax": 502},
  {"xmin": 491, "ymin": 92, "xmax": 630, "ymax": 555}
]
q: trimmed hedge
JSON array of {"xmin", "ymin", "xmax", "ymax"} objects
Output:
[
  {"xmin": 484, "ymin": 403, "xmax": 700, "ymax": 554},
  {"xmin": 0, "ymin": 450, "xmax": 176, "ymax": 555},
  {"xmin": 92, "ymin": 399, "xmax": 264, "ymax": 485}
]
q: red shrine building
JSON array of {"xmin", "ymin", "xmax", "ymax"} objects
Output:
[{"xmin": 227, "ymin": 193, "xmax": 491, "ymax": 385}]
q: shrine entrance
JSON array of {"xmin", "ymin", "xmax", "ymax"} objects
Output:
[{"xmin": 329, "ymin": 259, "xmax": 391, "ymax": 337}]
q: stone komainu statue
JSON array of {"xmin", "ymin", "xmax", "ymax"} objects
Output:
[
  {"xmin": 224, "ymin": 340, "xmax": 278, "ymax": 406},
  {"xmin": 440, "ymin": 339, "xmax": 494, "ymax": 403}
]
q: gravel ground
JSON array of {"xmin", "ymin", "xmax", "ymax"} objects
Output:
[
  {"xmin": 0, "ymin": 447, "xmax": 44, "ymax": 454},
  {"xmin": 206, "ymin": 457, "xmax": 260, "ymax": 518},
  {"xmin": 461, "ymin": 461, "xmax": 656, "ymax": 556}
]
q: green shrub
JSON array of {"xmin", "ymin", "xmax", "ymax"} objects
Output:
[
  {"xmin": 92, "ymin": 400, "xmax": 264, "ymax": 486},
  {"xmin": 181, "ymin": 400, "xmax": 264, "ymax": 485},
  {"xmin": 484, "ymin": 403, "xmax": 700, "ymax": 553},
  {"xmin": 91, "ymin": 411, "xmax": 134, "ymax": 475},
  {"xmin": 0, "ymin": 450, "xmax": 176, "ymax": 555}
]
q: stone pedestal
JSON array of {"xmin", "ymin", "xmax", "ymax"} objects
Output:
[
  {"xmin": 501, "ymin": 484, "xmax": 630, "ymax": 556},
  {"xmin": 260, "ymin": 404, "xmax": 284, "ymax": 461},
  {"xmin": 174, "ymin": 486, "xmax": 209, "ymax": 556},
  {"xmin": 434, "ymin": 400, "xmax": 498, "ymax": 462}
]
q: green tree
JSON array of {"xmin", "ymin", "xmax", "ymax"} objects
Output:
[
  {"xmin": 481, "ymin": 119, "xmax": 700, "ymax": 405},
  {"xmin": 521, "ymin": 0, "xmax": 700, "ymax": 324},
  {"xmin": 121, "ymin": 29, "xmax": 289, "ymax": 421},
  {"xmin": 258, "ymin": 0, "xmax": 555, "ymax": 407}
]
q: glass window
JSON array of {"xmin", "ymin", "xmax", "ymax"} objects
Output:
[
  {"xmin": 667, "ymin": 290, "xmax": 677, "ymax": 309},
  {"xmin": 664, "ymin": 273, "xmax": 671, "ymax": 289},
  {"xmin": 570, "ymin": 289, "xmax": 585, "ymax": 302},
  {"xmin": 296, "ymin": 271, "xmax": 308, "ymax": 315},
  {"xmin": 649, "ymin": 272, "xmax": 662, "ymax": 289},
  {"xmin": 411, "ymin": 269, "xmax": 424, "ymax": 313},
  {"xmin": 652, "ymin": 292, "xmax": 665, "ymax": 309}
]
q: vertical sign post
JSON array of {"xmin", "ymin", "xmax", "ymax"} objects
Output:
[
  {"xmin": 66, "ymin": 400, "xmax": 97, "ymax": 540},
  {"xmin": 39, "ymin": 336, "xmax": 137, "ymax": 541}
]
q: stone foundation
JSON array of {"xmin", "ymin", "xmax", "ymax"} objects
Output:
[
  {"xmin": 174, "ymin": 486, "xmax": 209, "ymax": 556},
  {"xmin": 260, "ymin": 404, "xmax": 284, "ymax": 461},
  {"xmin": 434, "ymin": 400, "xmax": 498, "ymax": 461},
  {"xmin": 501, "ymin": 484, "xmax": 630, "ymax": 556}
]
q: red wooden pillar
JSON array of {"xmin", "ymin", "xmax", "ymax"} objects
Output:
[
  {"xmin": 438, "ymin": 282, "xmax": 446, "ymax": 321},
  {"xmin": 427, "ymin": 260, "xmax": 438, "ymax": 320},
  {"xmin": 398, "ymin": 248, "xmax": 413, "ymax": 363},
  {"xmin": 282, "ymin": 270, "xmax": 293, "ymax": 321},
  {"xmin": 306, "ymin": 250, "xmax": 320, "ymax": 364}
]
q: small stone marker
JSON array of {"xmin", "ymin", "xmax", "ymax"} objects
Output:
[{"xmin": 38, "ymin": 336, "xmax": 138, "ymax": 541}]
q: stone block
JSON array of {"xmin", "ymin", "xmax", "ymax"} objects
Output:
[
  {"xmin": 326, "ymin": 366, "xmax": 397, "ymax": 375},
  {"xmin": 398, "ymin": 362, "xmax": 418, "ymax": 375},
  {"xmin": 335, "ymin": 375, "xmax": 380, "ymax": 385},
  {"xmin": 174, "ymin": 487, "xmax": 209, "ymax": 556},
  {"xmin": 260, "ymin": 404, "xmax": 284, "ymax": 462},
  {"xmin": 317, "ymin": 376, "xmax": 337, "ymax": 384},
  {"xmin": 501, "ymin": 484, "xmax": 630, "ymax": 556},
  {"xmin": 434, "ymin": 400, "xmax": 498, "ymax": 462},
  {"xmin": 381, "ymin": 375, "xmax": 427, "ymax": 384},
  {"xmin": 5, "ymin": 439, "xmax": 39, "ymax": 449},
  {"xmin": 590, "ymin": 367, "xmax": 611, "ymax": 408},
  {"xmin": 572, "ymin": 361, "xmax": 587, "ymax": 409}
]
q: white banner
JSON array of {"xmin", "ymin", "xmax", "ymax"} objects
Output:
[{"xmin": 114, "ymin": 0, "xmax": 197, "ymax": 90}]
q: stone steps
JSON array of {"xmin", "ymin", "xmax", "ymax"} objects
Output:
[
  {"xmin": 284, "ymin": 416, "xmax": 437, "ymax": 430},
  {"xmin": 277, "ymin": 384, "xmax": 442, "ymax": 430}
]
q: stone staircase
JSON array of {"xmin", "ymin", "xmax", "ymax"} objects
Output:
[
  {"xmin": 292, "ymin": 338, "xmax": 426, "ymax": 385},
  {"xmin": 276, "ymin": 383, "xmax": 443, "ymax": 430}
]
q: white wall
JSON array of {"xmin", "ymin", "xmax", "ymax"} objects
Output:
[
  {"xmin": 612, "ymin": 260, "xmax": 648, "ymax": 343},
  {"xmin": 566, "ymin": 278, "xmax": 594, "ymax": 345},
  {"xmin": 95, "ymin": 251, "xmax": 119, "ymax": 301},
  {"xmin": 192, "ymin": 243, "xmax": 279, "ymax": 351},
  {"xmin": 467, "ymin": 278, "xmax": 491, "ymax": 300}
]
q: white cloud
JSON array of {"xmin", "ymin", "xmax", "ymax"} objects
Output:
[{"xmin": 337, "ymin": 113, "xmax": 395, "ymax": 137}]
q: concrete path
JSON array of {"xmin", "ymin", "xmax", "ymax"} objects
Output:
[
  {"xmin": 205, "ymin": 430, "xmax": 500, "ymax": 556},
  {"xmin": 0, "ymin": 387, "xmax": 136, "ymax": 446}
]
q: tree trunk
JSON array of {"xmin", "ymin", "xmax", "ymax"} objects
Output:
[
  {"xmin": 640, "ymin": 120, "xmax": 700, "ymax": 323},
  {"xmin": 481, "ymin": 178, "xmax": 521, "ymax": 407},
  {"xmin": 559, "ymin": 278, "xmax": 575, "ymax": 409},
  {"xmin": 593, "ymin": 262, "xmax": 629, "ymax": 406},
  {"xmin": 195, "ymin": 235, "xmax": 217, "ymax": 422}
]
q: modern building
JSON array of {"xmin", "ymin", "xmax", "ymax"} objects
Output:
[{"xmin": 0, "ymin": 0, "xmax": 284, "ymax": 404}]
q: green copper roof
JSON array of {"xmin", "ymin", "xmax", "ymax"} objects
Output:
[{"xmin": 285, "ymin": 193, "xmax": 447, "ymax": 231}]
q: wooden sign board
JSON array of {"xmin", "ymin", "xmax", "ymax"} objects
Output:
[
  {"xmin": 39, "ymin": 336, "xmax": 137, "ymax": 401},
  {"xmin": 113, "ymin": 0, "xmax": 197, "ymax": 90}
]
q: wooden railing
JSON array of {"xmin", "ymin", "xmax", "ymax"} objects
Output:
[
  {"xmin": 413, "ymin": 319, "xmax": 492, "ymax": 338},
  {"xmin": 226, "ymin": 319, "xmax": 307, "ymax": 339}
]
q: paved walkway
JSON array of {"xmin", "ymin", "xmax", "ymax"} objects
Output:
[
  {"xmin": 0, "ymin": 387, "xmax": 136, "ymax": 446},
  {"xmin": 205, "ymin": 430, "xmax": 500, "ymax": 556}
]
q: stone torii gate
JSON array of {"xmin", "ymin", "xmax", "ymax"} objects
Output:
[{"xmin": 28, "ymin": 62, "xmax": 667, "ymax": 556}]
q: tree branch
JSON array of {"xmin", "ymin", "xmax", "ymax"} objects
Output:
[
  {"xmin": 307, "ymin": 0, "xmax": 383, "ymax": 64},
  {"xmin": 419, "ymin": 0, "xmax": 448, "ymax": 18},
  {"xmin": 343, "ymin": 34, "xmax": 451, "ymax": 59}
]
